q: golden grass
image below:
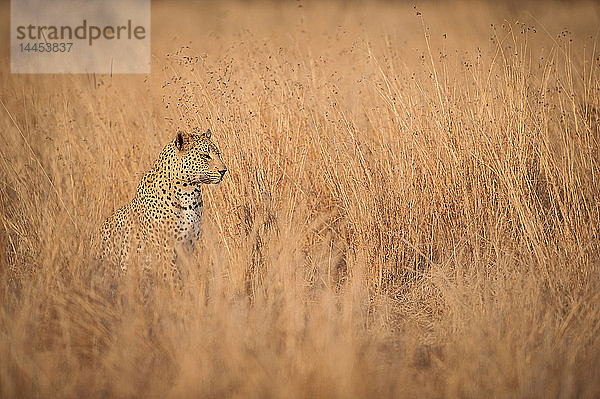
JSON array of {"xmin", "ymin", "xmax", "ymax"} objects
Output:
[{"xmin": 1, "ymin": 1, "xmax": 600, "ymax": 397}]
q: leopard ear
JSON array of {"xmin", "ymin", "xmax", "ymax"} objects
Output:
[
  {"xmin": 202, "ymin": 129, "xmax": 211, "ymax": 139},
  {"xmin": 175, "ymin": 132, "xmax": 187, "ymax": 151},
  {"xmin": 175, "ymin": 132, "xmax": 185, "ymax": 151}
]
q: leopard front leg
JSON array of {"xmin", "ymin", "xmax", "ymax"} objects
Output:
[{"xmin": 118, "ymin": 219, "xmax": 133, "ymax": 273}]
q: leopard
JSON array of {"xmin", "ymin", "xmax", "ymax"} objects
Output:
[{"xmin": 99, "ymin": 128, "xmax": 227, "ymax": 279}]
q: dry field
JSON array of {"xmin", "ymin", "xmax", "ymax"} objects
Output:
[{"xmin": 1, "ymin": 1, "xmax": 600, "ymax": 397}]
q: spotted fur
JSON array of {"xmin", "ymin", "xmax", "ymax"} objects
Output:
[{"xmin": 100, "ymin": 128, "xmax": 227, "ymax": 275}]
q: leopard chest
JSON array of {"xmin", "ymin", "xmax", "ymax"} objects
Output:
[
  {"xmin": 172, "ymin": 186, "xmax": 203, "ymax": 249},
  {"xmin": 174, "ymin": 205, "xmax": 202, "ymax": 248}
]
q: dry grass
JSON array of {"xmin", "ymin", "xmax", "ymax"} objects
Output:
[{"xmin": 1, "ymin": 1, "xmax": 600, "ymax": 397}]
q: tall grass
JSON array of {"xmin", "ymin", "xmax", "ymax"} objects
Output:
[{"xmin": 1, "ymin": 1, "xmax": 599, "ymax": 397}]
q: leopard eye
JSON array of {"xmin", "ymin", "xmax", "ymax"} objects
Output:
[{"xmin": 199, "ymin": 153, "xmax": 211, "ymax": 160}]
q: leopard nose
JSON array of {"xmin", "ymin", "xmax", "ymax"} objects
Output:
[{"xmin": 218, "ymin": 169, "xmax": 227, "ymax": 179}]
